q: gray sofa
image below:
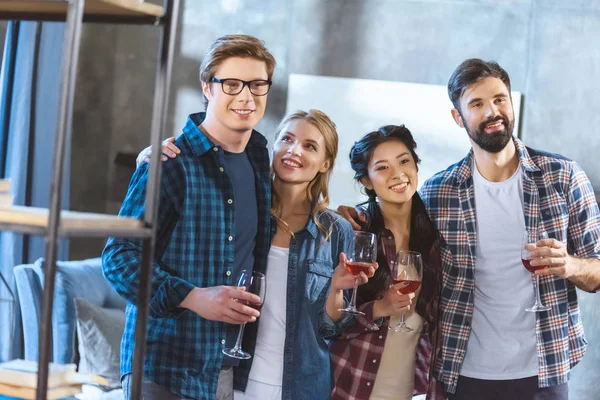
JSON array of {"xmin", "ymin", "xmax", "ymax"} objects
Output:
[{"xmin": 13, "ymin": 257, "xmax": 126, "ymax": 364}]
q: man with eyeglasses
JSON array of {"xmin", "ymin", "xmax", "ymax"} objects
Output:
[{"xmin": 102, "ymin": 34, "xmax": 276, "ymax": 400}]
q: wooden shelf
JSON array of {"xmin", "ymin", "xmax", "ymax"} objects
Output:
[
  {"xmin": 0, "ymin": 205, "xmax": 151, "ymax": 238},
  {"xmin": 0, "ymin": 0, "xmax": 165, "ymax": 23}
]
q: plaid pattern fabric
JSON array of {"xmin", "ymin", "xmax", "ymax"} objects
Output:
[
  {"xmin": 420, "ymin": 137, "xmax": 600, "ymax": 394},
  {"xmin": 102, "ymin": 113, "xmax": 272, "ymax": 400},
  {"xmin": 329, "ymin": 301, "xmax": 446, "ymax": 400},
  {"xmin": 329, "ymin": 232, "xmax": 446, "ymax": 400}
]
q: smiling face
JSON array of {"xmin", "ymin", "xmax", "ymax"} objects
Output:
[
  {"xmin": 271, "ymin": 118, "xmax": 331, "ymax": 186},
  {"xmin": 452, "ymin": 77, "xmax": 515, "ymax": 153},
  {"xmin": 202, "ymin": 57, "xmax": 269, "ymax": 136},
  {"xmin": 362, "ymin": 139, "xmax": 418, "ymax": 207}
]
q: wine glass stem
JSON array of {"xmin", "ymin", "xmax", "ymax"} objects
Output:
[
  {"xmin": 349, "ymin": 279, "xmax": 359, "ymax": 309},
  {"xmin": 534, "ymin": 275, "xmax": 543, "ymax": 305},
  {"xmin": 232, "ymin": 323, "xmax": 247, "ymax": 351},
  {"xmin": 399, "ymin": 313, "xmax": 406, "ymax": 326}
]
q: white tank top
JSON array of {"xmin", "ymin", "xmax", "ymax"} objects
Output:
[{"xmin": 247, "ymin": 245, "xmax": 289, "ymax": 386}]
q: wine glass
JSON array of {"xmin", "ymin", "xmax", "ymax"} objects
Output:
[
  {"xmin": 222, "ymin": 270, "xmax": 266, "ymax": 359},
  {"xmin": 522, "ymin": 229, "xmax": 551, "ymax": 312},
  {"xmin": 390, "ymin": 251, "xmax": 423, "ymax": 332},
  {"xmin": 339, "ymin": 231, "xmax": 377, "ymax": 315}
]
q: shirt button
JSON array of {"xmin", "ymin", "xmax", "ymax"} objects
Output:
[
  {"xmin": 219, "ymin": 167, "xmax": 224, "ymax": 172},
  {"xmin": 213, "ymin": 147, "xmax": 218, "ymax": 152},
  {"xmin": 226, "ymin": 271, "xmax": 231, "ymax": 276},
  {"xmin": 228, "ymin": 236, "xmax": 233, "ymax": 241},
  {"xmin": 367, "ymin": 382, "xmax": 371, "ymax": 386},
  {"xmin": 378, "ymin": 335, "xmax": 383, "ymax": 339},
  {"xmin": 221, "ymin": 339, "xmax": 225, "ymax": 345},
  {"xmin": 227, "ymin": 199, "xmax": 233, "ymax": 204},
  {"xmin": 372, "ymin": 359, "xmax": 377, "ymax": 363}
]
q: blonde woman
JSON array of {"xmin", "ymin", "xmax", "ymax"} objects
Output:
[{"xmin": 137, "ymin": 110, "xmax": 373, "ymax": 400}]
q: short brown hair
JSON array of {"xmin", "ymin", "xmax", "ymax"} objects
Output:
[
  {"xmin": 199, "ymin": 34, "xmax": 276, "ymax": 108},
  {"xmin": 448, "ymin": 59, "xmax": 511, "ymax": 112}
]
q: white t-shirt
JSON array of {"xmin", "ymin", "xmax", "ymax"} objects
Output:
[
  {"xmin": 247, "ymin": 245, "xmax": 289, "ymax": 386},
  {"xmin": 460, "ymin": 164, "xmax": 538, "ymax": 380}
]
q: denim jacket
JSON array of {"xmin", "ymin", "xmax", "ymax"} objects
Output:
[{"xmin": 234, "ymin": 209, "xmax": 354, "ymax": 399}]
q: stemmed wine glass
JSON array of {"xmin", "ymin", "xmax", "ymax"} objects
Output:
[
  {"xmin": 222, "ymin": 270, "xmax": 266, "ymax": 359},
  {"xmin": 339, "ymin": 231, "xmax": 377, "ymax": 315},
  {"xmin": 522, "ymin": 229, "xmax": 551, "ymax": 312},
  {"xmin": 390, "ymin": 251, "xmax": 423, "ymax": 332}
]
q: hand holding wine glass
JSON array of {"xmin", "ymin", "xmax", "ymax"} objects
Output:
[
  {"xmin": 338, "ymin": 231, "xmax": 378, "ymax": 315},
  {"xmin": 522, "ymin": 229, "xmax": 551, "ymax": 312},
  {"xmin": 179, "ymin": 284, "xmax": 260, "ymax": 324},
  {"xmin": 389, "ymin": 251, "xmax": 423, "ymax": 332},
  {"xmin": 373, "ymin": 273, "xmax": 416, "ymax": 320},
  {"xmin": 222, "ymin": 270, "xmax": 266, "ymax": 359},
  {"xmin": 331, "ymin": 252, "xmax": 376, "ymax": 292}
]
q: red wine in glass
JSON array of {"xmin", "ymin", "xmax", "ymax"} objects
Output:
[
  {"xmin": 346, "ymin": 261, "xmax": 375, "ymax": 276},
  {"xmin": 339, "ymin": 231, "xmax": 377, "ymax": 315},
  {"xmin": 393, "ymin": 280, "xmax": 422, "ymax": 294},
  {"xmin": 522, "ymin": 229, "xmax": 551, "ymax": 312},
  {"xmin": 222, "ymin": 270, "xmax": 266, "ymax": 359},
  {"xmin": 390, "ymin": 251, "xmax": 423, "ymax": 332},
  {"xmin": 521, "ymin": 259, "xmax": 547, "ymax": 274},
  {"xmin": 239, "ymin": 300, "xmax": 264, "ymax": 312}
]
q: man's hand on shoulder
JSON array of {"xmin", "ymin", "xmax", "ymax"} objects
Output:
[
  {"xmin": 180, "ymin": 286, "xmax": 261, "ymax": 324},
  {"xmin": 336, "ymin": 205, "xmax": 366, "ymax": 230}
]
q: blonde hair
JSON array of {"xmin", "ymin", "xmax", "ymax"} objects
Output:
[
  {"xmin": 271, "ymin": 110, "xmax": 339, "ymax": 238},
  {"xmin": 199, "ymin": 34, "xmax": 276, "ymax": 109}
]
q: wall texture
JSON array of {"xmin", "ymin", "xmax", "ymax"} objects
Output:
[{"xmin": 50, "ymin": 1, "xmax": 600, "ymax": 397}]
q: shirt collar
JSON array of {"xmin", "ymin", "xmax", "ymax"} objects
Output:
[
  {"xmin": 455, "ymin": 136, "xmax": 540, "ymax": 184},
  {"xmin": 304, "ymin": 215, "xmax": 319, "ymax": 239},
  {"xmin": 273, "ymin": 213, "xmax": 320, "ymax": 239},
  {"xmin": 182, "ymin": 112, "xmax": 268, "ymax": 157}
]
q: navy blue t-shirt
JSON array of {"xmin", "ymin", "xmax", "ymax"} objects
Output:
[{"xmin": 222, "ymin": 149, "xmax": 258, "ymax": 365}]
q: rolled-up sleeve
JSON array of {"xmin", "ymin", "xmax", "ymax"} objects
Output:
[{"xmin": 567, "ymin": 161, "xmax": 600, "ymax": 260}]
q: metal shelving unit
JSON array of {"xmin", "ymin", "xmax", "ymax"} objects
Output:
[{"xmin": 0, "ymin": 0, "xmax": 180, "ymax": 399}]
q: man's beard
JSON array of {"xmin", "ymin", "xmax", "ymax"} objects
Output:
[{"xmin": 463, "ymin": 114, "xmax": 514, "ymax": 153}]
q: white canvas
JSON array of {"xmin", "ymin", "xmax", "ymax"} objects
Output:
[{"xmin": 286, "ymin": 74, "xmax": 522, "ymax": 209}]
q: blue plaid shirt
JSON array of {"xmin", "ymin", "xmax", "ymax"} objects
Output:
[
  {"xmin": 102, "ymin": 112, "xmax": 272, "ymax": 400},
  {"xmin": 420, "ymin": 138, "xmax": 600, "ymax": 394}
]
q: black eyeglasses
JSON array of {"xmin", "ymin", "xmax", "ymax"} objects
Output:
[{"xmin": 210, "ymin": 78, "xmax": 272, "ymax": 96}]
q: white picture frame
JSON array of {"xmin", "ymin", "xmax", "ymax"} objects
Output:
[{"xmin": 286, "ymin": 74, "xmax": 522, "ymax": 209}]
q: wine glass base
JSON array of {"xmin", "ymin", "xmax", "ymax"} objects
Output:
[
  {"xmin": 391, "ymin": 325, "xmax": 414, "ymax": 333},
  {"xmin": 525, "ymin": 304, "xmax": 551, "ymax": 313},
  {"xmin": 338, "ymin": 307, "xmax": 365, "ymax": 316},
  {"xmin": 222, "ymin": 347, "xmax": 251, "ymax": 360}
]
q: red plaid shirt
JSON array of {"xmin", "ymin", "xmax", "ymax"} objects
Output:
[
  {"xmin": 329, "ymin": 302, "xmax": 446, "ymax": 400},
  {"xmin": 329, "ymin": 233, "xmax": 446, "ymax": 400}
]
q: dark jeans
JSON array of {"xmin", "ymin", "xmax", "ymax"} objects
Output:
[{"xmin": 449, "ymin": 376, "xmax": 568, "ymax": 400}]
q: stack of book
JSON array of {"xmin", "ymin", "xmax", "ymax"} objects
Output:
[
  {"xmin": 0, "ymin": 359, "xmax": 107, "ymax": 400},
  {"xmin": 0, "ymin": 179, "xmax": 12, "ymax": 207}
]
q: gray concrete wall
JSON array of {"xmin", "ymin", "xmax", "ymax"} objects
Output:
[
  {"xmin": 71, "ymin": 1, "xmax": 600, "ymax": 244},
  {"xmin": 65, "ymin": 1, "xmax": 598, "ymax": 397}
]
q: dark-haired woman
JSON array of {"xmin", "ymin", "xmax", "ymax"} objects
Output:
[{"xmin": 325, "ymin": 125, "xmax": 446, "ymax": 400}]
